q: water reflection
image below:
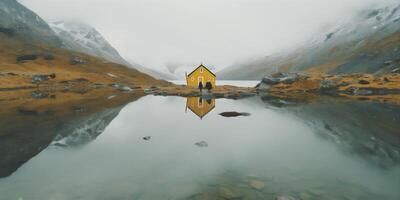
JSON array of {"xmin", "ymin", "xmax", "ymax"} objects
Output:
[
  {"xmin": 0, "ymin": 89, "xmax": 143, "ymax": 178},
  {"xmin": 261, "ymin": 96, "xmax": 400, "ymax": 169},
  {"xmin": 0, "ymin": 94, "xmax": 399, "ymax": 200},
  {"xmin": 185, "ymin": 97, "xmax": 215, "ymax": 119}
]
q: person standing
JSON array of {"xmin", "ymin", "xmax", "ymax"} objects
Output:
[
  {"xmin": 198, "ymin": 81, "xmax": 203, "ymax": 92},
  {"xmin": 205, "ymin": 81, "xmax": 212, "ymax": 92}
]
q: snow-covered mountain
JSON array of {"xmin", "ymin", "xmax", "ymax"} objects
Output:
[
  {"xmin": 50, "ymin": 20, "xmax": 127, "ymax": 65},
  {"xmin": 0, "ymin": 0, "xmax": 61, "ymax": 46},
  {"xmin": 50, "ymin": 20, "xmax": 176, "ymax": 80},
  {"xmin": 218, "ymin": 3, "xmax": 400, "ymax": 80}
]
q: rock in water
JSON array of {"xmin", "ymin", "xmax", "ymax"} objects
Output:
[
  {"xmin": 143, "ymin": 136, "xmax": 151, "ymax": 141},
  {"xmin": 195, "ymin": 141, "xmax": 208, "ymax": 147},
  {"xmin": 276, "ymin": 195, "xmax": 296, "ymax": 200},
  {"xmin": 218, "ymin": 187, "xmax": 242, "ymax": 199},
  {"xmin": 248, "ymin": 180, "xmax": 265, "ymax": 190},
  {"xmin": 219, "ymin": 112, "xmax": 251, "ymax": 117}
]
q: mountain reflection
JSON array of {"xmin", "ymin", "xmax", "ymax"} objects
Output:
[
  {"xmin": 261, "ymin": 96, "xmax": 400, "ymax": 169},
  {"xmin": 0, "ymin": 89, "xmax": 143, "ymax": 178}
]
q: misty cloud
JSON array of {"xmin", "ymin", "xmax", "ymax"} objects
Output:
[{"xmin": 19, "ymin": 0, "xmax": 397, "ymax": 73}]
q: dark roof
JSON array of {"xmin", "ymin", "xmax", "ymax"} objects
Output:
[{"xmin": 187, "ymin": 64, "xmax": 216, "ymax": 77}]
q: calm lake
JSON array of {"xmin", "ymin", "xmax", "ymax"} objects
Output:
[{"xmin": 0, "ymin": 94, "xmax": 399, "ymax": 200}]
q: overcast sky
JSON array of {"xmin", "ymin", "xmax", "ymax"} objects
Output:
[{"xmin": 19, "ymin": 0, "xmax": 396, "ymax": 73}]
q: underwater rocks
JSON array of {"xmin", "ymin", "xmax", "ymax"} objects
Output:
[
  {"xmin": 248, "ymin": 180, "xmax": 265, "ymax": 190},
  {"xmin": 219, "ymin": 112, "xmax": 251, "ymax": 117},
  {"xmin": 275, "ymin": 196, "xmax": 296, "ymax": 200},
  {"xmin": 143, "ymin": 136, "xmax": 151, "ymax": 141},
  {"xmin": 194, "ymin": 141, "xmax": 208, "ymax": 147},
  {"xmin": 218, "ymin": 187, "xmax": 243, "ymax": 199}
]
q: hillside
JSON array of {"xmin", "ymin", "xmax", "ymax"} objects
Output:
[
  {"xmin": 218, "ymin": 3, "xmax": 400, "ymax": 80},
  {"xmin": 0, "ymin": 0, "xmax": 169, "ymax": 91}
]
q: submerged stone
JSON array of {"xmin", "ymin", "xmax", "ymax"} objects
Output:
[
  {"xmin": 143, "ymin": 136, "xmax": 151, "ymax": 141},
  {"xmin": 248, "ymin": 180, "xmax": 265, "ymax": 190},
  {"xmin": 275, "ymin": 195, "xmax": 296, "ymax": 200},
  {"xmin": 195, "ymin": 141, "xmax": 208, "ymax": 147},
  {"xmin": 218, "ymin": 187, "xmax": 242, "ymax": 199}
]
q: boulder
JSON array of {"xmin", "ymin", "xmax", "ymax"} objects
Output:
[
  {"xmin": 16, "ymin": 54, "xmax": 38, "ymax": 62},
  {"xmin": 354, "ymin": 88, "xmax": 373, "ymax": 95},
  {"xmin": 32, "ymin": 75, "xmax": 49, "ymax": 84},
  {"xmin": 392, "ymin": 68, "xmax": 400, "ymax": 73},
  {"xmin": 261, "ymin": 75, "xmax": 280, "ymax": 85},
  {"xmin": 144, "ymin": 89, "xmax": 153, "ymax": 94},
  {"xmin": 338, "ymin": 81, "xmax": 350, "ymax": 87},
  {"xmin": 110, "ymin": 83, "xmax": 133, "ymax": 92},
  {"xmin": 70, "ymin": 56, "xmax": 87, "ymax": 65},
  {"xmin": 358, "ymin": 80, "xmax": 370, "ymax": 85},
  {"xmin": 31, "ymin": 91, "xmax": 49, "ymax": 99},
  {"xmin": 320, "ymin": 79, "xmax": 335, "ymax": 89}
]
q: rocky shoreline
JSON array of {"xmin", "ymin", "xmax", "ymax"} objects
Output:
[
  {"xmin": 1, "ymin": 71, "xmax": 400, "ymax": 104},
  {"xmin": 255, "ymin": 72, "xmax": 400, "ymax": 104}
]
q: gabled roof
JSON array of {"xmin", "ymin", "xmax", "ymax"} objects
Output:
[{"xmin": 187, "ymin": 64, "xmax": 216, "ymax": 77}]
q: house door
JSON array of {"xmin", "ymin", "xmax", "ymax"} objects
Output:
[{"xmin": 198, "ymin": 76, "xmax": 203, "ymax": 86}]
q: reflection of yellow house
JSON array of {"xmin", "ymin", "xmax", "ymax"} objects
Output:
[
  {"xmin": 186, "ymin": 64, "xmax": 216, "ymax": 88},
  {"xmin": 186, "ymin": 97, "xmax": 215, "ymax": 119}
]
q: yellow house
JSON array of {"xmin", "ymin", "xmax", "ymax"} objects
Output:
[
  {"xmin": 186, "ymin": 97, "xmax": 215, "ymax": 119},
  {"xmin": 186, "ymin": 64, "xmax": 216, "ymax": 88}
]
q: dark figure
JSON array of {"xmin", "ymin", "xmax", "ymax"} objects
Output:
[
  {"xmin": 205, "ymin": 81, "xmax": 213, "ymax": 92},
  {"xmin": 198, "ymin": 82, "xmax": 203, "ymax": 92}
]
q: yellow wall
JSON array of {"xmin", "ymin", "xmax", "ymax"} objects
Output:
[
  {"xmin": 186, "ymin": 97, "xmax": 215, "ymax": 119},
  {"xmin": 186, "ymin": 65, "xmax": 216, "ymax": 88}
]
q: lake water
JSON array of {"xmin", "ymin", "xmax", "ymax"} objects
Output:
[
  {"xmin": 0, "ymin": 95, "xmax": 399, "ymax": 200},
  {"xmin": 169, "ymin": 80, "xmax": 260, "ymax": 87}
]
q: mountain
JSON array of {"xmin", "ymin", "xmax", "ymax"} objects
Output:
[
  {"xmin": 218, "ymin": 3, "xmax": 400, "ymax": 80},
  {"xmin": 1, "ymin": 0, "xmax": 166, "ymax": 91},
  {"xmin": 0, "ymin": 0, "xmax": 61, "ymax": 46},
  {"xmin": 50, "ymin": 20, "xmax": 127, "ymax": 65},
  {"xmin": 50, "ymin": 20, "xmax": 176, "ymax": 80}
]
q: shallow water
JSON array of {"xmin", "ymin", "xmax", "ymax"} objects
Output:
[
  {"xmin": 169, "ymin": 80, "xmax": 260, "ymax": 87},
  {"xmin": 0, "ymin": 95, "xmax": 399, "ymax": 200}
]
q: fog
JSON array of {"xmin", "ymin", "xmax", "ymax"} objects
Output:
[{"xmin": 19, "ymin": 0, "xmax": 396, "ymax": 73}]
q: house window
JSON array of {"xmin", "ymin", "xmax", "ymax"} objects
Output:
[
  {"xmin": 191, "ymin": 77, "xmax": 194, "ymax": 81},
  {"xmin": 200, "ymin": 68, "xmax": 203, "ymax": 73}
]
